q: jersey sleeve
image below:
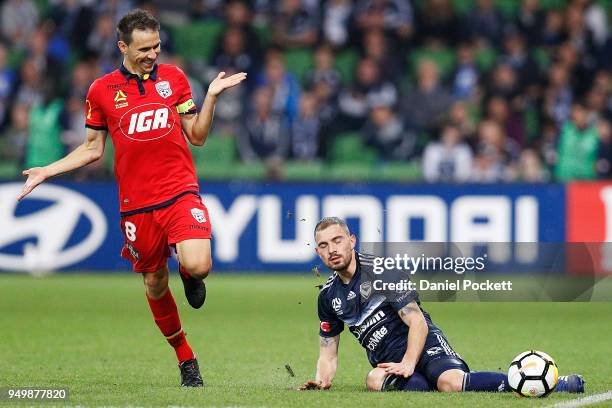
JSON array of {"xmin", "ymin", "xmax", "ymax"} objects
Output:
[
  {"xmin": 84, "ymin": 81, "xmax": 107, "ymax": 130},
  {"xmin": 318, "ymin": 292, "xmax": 344, "ymax": 337},
  {"xmin": 174, "ymin": 67, "xmax": 197, "ymax": 115},
  {"xmin": 389, "ymin": 282, "xmax": 420, "ymax": 313}
]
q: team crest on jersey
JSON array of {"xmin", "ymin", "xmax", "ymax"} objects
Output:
[
  {"xmin": 360, "ymin": 281, "xmax": 372, "ymax": 300},
  {"xmin": 191, "ymin": 208, "xmax": 206, "ymax": 223},
  {"xmin": 155, "ymin": 81, "xmax": 172, "ymax": 98}
]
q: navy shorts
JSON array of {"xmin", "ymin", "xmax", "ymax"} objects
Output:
[{"xmin": 389, "ymin": 329, "xmax": 469, "ymax": 388}]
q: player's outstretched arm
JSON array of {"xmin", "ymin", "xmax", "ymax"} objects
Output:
[
  {"xmin": 378, "ymin": 301, "xmax": 428, "ymax": 378},
  {"xmin": 181, "ymin": 71, "xmax": 247, "ymax": 146},
  {"xmin": 299, "ymin": 335, "xmax": 339, "ymax": 390},
  {"xmin": 18, "ymin": 128, "xmax": 107, "ymax": 200}
]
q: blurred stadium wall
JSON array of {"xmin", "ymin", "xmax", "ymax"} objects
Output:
[
  {"xmin": 2, "ymin": 1, "xmax": 612, "ymax": 273},
  {"xmin": 1, "ymin": 180, "xmax": 612, "ymax": 273}
]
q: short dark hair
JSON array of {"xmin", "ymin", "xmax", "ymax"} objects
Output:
[
  {"xmin": 314, "ymin": 217, "xmax": 350, "ymax": 238},
  {"xmin": 116, "ymin": 9, "xmax": 160, "ymax": 45}
]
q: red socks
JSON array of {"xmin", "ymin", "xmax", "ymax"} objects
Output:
[{"xmin": 146, "ymin": 288, "xmax": 194, "ymax": 362}]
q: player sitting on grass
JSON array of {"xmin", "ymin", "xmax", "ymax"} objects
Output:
[{"xmin": 300, "ymin": 217, "xmax": 584, "ymax": 394}]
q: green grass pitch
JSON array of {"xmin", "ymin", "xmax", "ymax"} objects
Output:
[{"xmin": 1, "ymin": 273, "xmax": 611, "ymax": 407}]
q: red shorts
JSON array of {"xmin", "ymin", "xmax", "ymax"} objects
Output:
[{"xmin": 120, "ymin": 193, "xmax": 212, "ymax": 272}]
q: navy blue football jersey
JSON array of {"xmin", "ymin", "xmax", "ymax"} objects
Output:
[{"xmin": 318, "ymin": 252, "xmax": 439, "ymax": 367}]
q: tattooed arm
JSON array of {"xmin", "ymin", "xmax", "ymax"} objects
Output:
[
  {"xmin": 377, "ymin": 301, "xmax": 428, "ymax": 377},
  {"xmin": 316, "ymin": 335, "xmax": 340, "ymax": 388},
  {"xmin": 300, "ymin": 335, "xmax": 340, "ymax": 390}
]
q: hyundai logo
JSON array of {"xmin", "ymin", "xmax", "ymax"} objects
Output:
[{"xmin": 0, "ymin": 183, "xmax": 107, "ymax": 271}]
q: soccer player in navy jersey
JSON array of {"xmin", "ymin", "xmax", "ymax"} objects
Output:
[{"xmin": 300, "ymin": 217, "xmax": 584, "ymax": 394}]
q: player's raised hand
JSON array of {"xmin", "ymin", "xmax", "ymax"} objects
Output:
[
  {"xmin": 377, "ymin": 361, "xmax": 415, "ymax": 378},
  {"xmin": 207, "ymin": 71, "xmax": 247, "ymax": 97},
  {"xmin": 18, "ymin": 167, "xmax": 48, "ymax": 201},
  {"xmin": 298, "ymin": 380, "xmax": 331, "ymax": 391}
]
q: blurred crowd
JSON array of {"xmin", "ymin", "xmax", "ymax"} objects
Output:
[{"xmin": 2, "ymin": 0, "xmax": 612, "ymax": 182}]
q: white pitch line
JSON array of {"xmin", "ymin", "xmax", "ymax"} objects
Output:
[{"xmin": 547, "ymin": 391, "xmax": 612, "ymax": 408}]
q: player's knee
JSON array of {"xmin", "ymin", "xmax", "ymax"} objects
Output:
[
  {"xmin": 366, "ymin": 368, "xmax": 386, "ymax": 392},
  {"xmin": 437, "ymin": 371, "xmax": 465, "ymax": 392},
  {"xmin": 143, "ymin": 268, "xmax": 169, "ymax": 299},
  {"xmin": 183, "ymin": 258, "xmax": 212, "ymax": 279}
]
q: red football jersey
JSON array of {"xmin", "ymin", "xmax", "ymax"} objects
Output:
[{"xmin": 85, "ymin": 64, "xmax": 199, "ymax": 213}]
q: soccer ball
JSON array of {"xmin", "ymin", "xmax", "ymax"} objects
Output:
[{"xmin": 508, "ymin": 350, "xmax": 559, "ymax": 397}]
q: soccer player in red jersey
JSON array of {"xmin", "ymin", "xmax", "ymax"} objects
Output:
[{"xmin": 17, "ymin": 9, "xmax": 246, "ymax": 387}]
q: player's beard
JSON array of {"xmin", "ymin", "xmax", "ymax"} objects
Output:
[{"xmin": 327, "ymin": 251, "xmax": 352, "ymax": 272}]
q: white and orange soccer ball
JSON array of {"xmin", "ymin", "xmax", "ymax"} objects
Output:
[{"xmin": 508, "ymin": 350, "xmax": 559, "ymax": 397}]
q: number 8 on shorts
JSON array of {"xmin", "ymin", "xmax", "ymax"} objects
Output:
[{"xmin": 125, "ymin": 221, "xmax": 137, "ymax": 242}]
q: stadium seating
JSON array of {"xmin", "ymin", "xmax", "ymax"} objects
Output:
[
  {"xmin": 231, "ymin": 162, "xmax": 267, "ymax": 180},
  {"xmin": 328, "ymin": 162, "xmax": 377, "ymax": 181},
  {"xmin": 329, "ymin": 132, "xmax": 378, "ymax": 165},
  {"xmin": 5, "ymin": 0, "xmax": 611, "ymax": 185},
  {"xmin": 538, "ymin": 0, "xmax": 570, "ymax": 11},
  {"xmin": 0, "ymin": 160, "xmax": 19, "ymax": 179},
  {"xmin": 190, "ymin": 134, "xmax": 236, "ymax": 180},
  {"xmin": 408, "ymin": 47, "xmax": 457, "ymax": 81},
  {"xmin": 7, "ymin": 48, "xmax": 25, "ymax": 70},
  {"xmin": 474, "ymin": 47, "xmax": 497, "ymax": 73},
  {"xmin": 283, "ymin": 161, "xmax": 325, "ymax": 181},
  {"xmin": 173, "ymin": 21, "xmax": 225, "ymax": 63},
  {"xmin": 283, "ymin": 48, "xmax": 314, "ymax": 85},
  {"xmin": 437, "ymin": 0, "xmax": 581, "ymax": 18},
  {"xmin": 334, "ymin": 49, "xmax": 359, "ymax": 85},
  {"xmin": 254, "ymin": 23, "xmax": 272, "ymax": 47},
  {"xmin": 377, "ymin": 162, "xmax": 422, "ymax": 182},
  {"xmin": 326, "ymin": 133, "xmax": 378, "ymax": 181},
  {"xmin": 532, "ymin": 47, "xmax": 552, "ymax": 70}
]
